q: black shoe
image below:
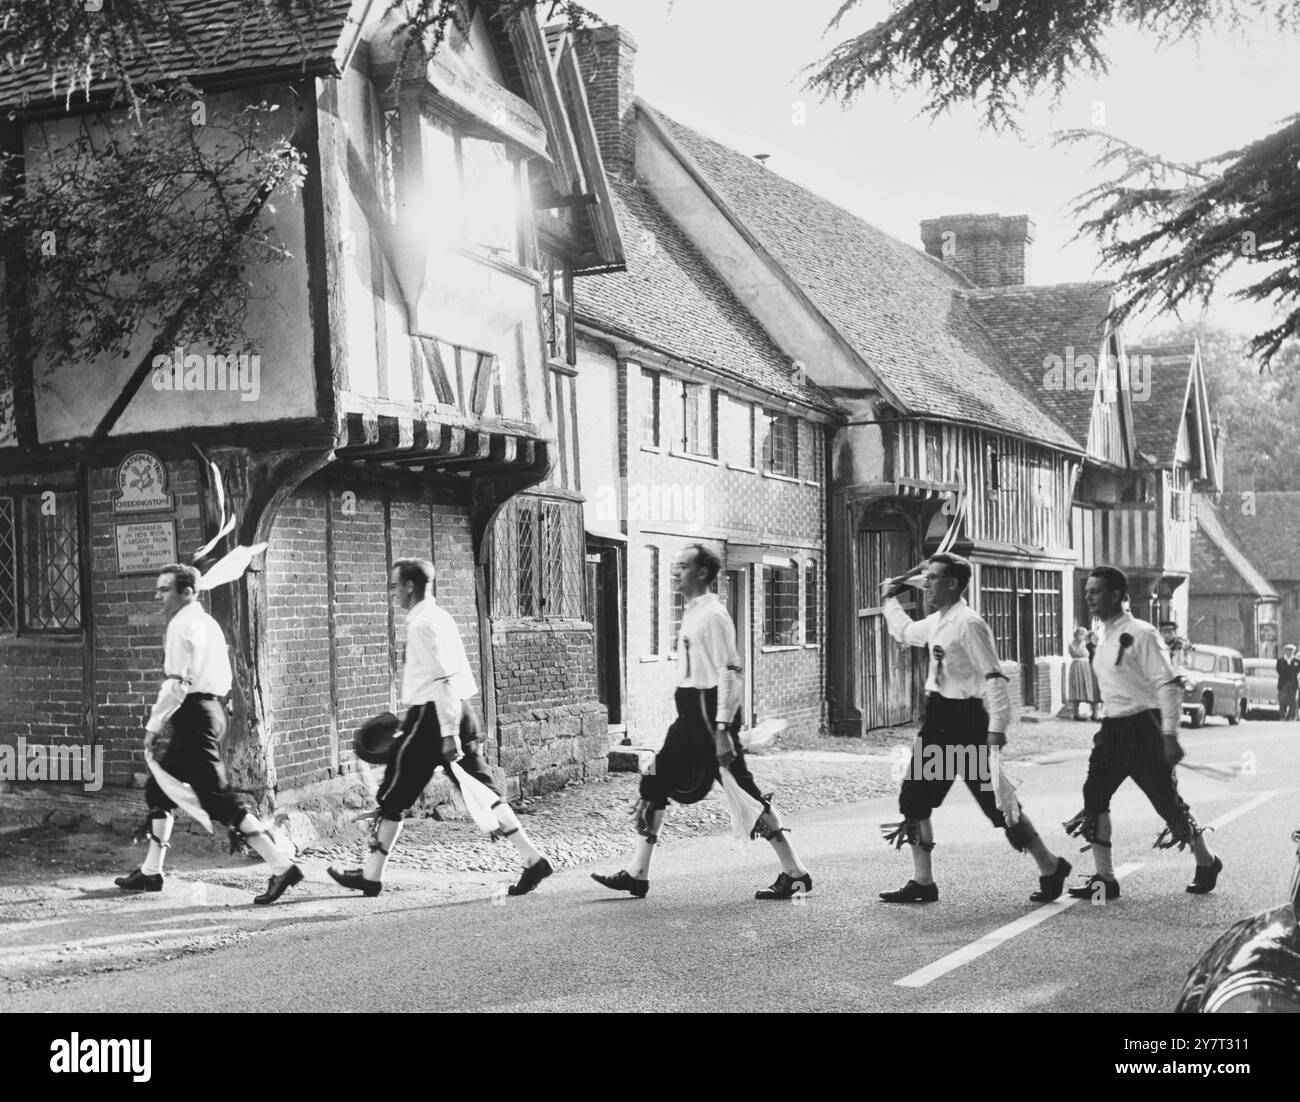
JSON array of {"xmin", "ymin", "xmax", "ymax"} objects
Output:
[
  {"xmin": 1030, "ymin": 857, "xmax": 1072, "ymax": 903},
  {"xmin": 327, "ymin": 865, "xmax": 382, "ymax": 897},
  {"xmin": 253, "ymin": 864, "xmax": 304, "ymax": 905},
  {"xmin": 1186, "ymin": 855, "xmax": 1223, "ymax": 895},
  {"xmin": 591, "ymin": 870, "xmax": 649, "ymax": 898},
  {"xmin": 1067, "ymin": 874, "xmax": 1120, "ymax": 901},
  {"xmin": 114, "ymin": 868, "xmax": 163, "ymax": 892},
  {"xmin": 879, "ymin": 879, "xmax": 938, "ymax": 903},
  {"xmin": 508, "ymin": 857, "xmax": 554, "ymax": 896},
  {"xmin": 755, "ymin": 872, "xmax": 812, "ymax": 900}
]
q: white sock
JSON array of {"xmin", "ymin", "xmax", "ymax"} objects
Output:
[
  {"xmin": 364, "ymin": 819, "xmax": 402, "ymax": 881},
  {"xmin": 1092, "ymin": 813, "xmax": 1115, "ymax": 880},
  {"xmin": 912, "ymin": 820, "xmax": 935, "ymax": 885},
  {"xmin": 141, "ymin": 813, "xmax": 174, "ymax": 875},
  {"xmin": 493, "ymin": 804, "xmax": 543, "ymax": 866},
  {"xmin": 627, "ymin": 810, "xmax": 664, "ymax": 879},
  {"xmin": 1018, "ymin": 815, "xmax": 1060, "ymax": 876},
  {"xmin": 237, "ymin": 812, "xmax": 294, "ymax": 875},
  {"xmin": 758, "ymin": 810, "xmax": 808, "ymax": 877}
]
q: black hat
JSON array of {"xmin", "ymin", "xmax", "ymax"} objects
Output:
[{"xmin": 354, "ymin": 712, "xmax": 402, "ymax": 764}]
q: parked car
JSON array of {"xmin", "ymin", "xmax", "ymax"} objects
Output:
[
  {"xmin": 1176, "ymin": 643, "xmax": 1248, "ymax": 728},
  {"xmin": 1244, "ymin": 658, "xmax": 1281, "ymax": 717},
  {"xmin": 1176, "ymin": 828, "xmax": 1300, "ymax": 1012}
]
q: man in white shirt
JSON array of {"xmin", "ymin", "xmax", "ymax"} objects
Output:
[
  {"xmin": 114, "ymin": 564, "xmax": 303, "ymax": 905},
  {"xmin": 328, "ymin": 559, "xmax": 553, "ymax": 897},
  {"xmin": 880, "ymin": 553, "xmax": 1070, "ymax": 903},
  {"xmin": 1063, "ymin": 566, "xmax": 1222, "ymax": 900},
  {"xmin": 591, "ymin": 544, "xmax": 812, "ymax": 900}
]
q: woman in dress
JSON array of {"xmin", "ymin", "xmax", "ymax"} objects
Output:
[{"xmin": 1066, "ymin": 626, "xmax": 1101, "ymax": 721}]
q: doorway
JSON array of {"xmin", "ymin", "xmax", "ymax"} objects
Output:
[
  {"xmin": 585, "ymin": 541, "xmax": 623, "ymax": 726},
  {"xmin": 723, "ymin": 568, "xmax": 753, "ymax": 727}
]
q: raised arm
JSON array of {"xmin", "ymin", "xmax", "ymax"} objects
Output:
[{"xmin": 882, "ymin": 594, "xmax": 931, "ymax": 648}]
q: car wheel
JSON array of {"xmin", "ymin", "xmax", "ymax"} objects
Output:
[
  {"xmin": 1188, "ymin": 700, "xmax": 1207, "ymax": 729},
  {"xmin": 1228, "ymin": 701, "xmax": 1243, "ymax": 726}
]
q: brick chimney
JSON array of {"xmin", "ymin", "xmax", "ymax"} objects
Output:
[
  {"xmin": 920, "ymin": 213, "xmax": 1035, "ymax": 287},
  {"xmin": 574, "ymin": 26, "xmax": 639, "ymax": 181}
]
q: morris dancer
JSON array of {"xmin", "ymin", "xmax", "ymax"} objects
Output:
[
  {"xmin": 880, "ymin": 553, "xmax": 1070, "ymax": 903},
  {"xmin": 115, "ymin": 564, "xmax": 303, "ymax": 905},
  {"xmin": 328, "ymin": 559, "xmax": 553, "ymax": 898},
  {"xmin": 591, "ymin": 544, "xmax": 812, "ymax": 901},
  {"xmin": 1064, "ymin": 566, "xmax": 1222, "ymax": 899}
]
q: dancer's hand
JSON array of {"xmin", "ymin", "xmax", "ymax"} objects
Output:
[
  {"xmin": 715, "ymin": 725, "xmax": 736, "ymax": 767},
  {"xmin": 142, "ymin": 728, "xmax": 157, "ymax": 753},
  {"xmin": 441, "ymin": 735, "xmax": 462, "ymax": 764},
  {"xmin": 1162, "ymin": 735, "xmax": 1185, "ymax": 766},
  {"xmin": 880, "ymin": 578, "xmax": 906, "ymax": 599}
]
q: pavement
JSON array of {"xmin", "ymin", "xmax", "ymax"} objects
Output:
[{"xmin": 1, "ymin": 714, "xmax": 1295, "ymax": 1012}]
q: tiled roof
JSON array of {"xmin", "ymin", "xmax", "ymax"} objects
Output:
[
  {"xmin": 577, "ymin": 180, "xmax": 838, "ymax": 412},
  {"xmin": 1126, "ymin": 344, "xmax": 1195, "ymax": 467},
  {"xmin": 1219, "ymin": 492, "xmax": 1300, "ymax": 581},
  {"xmin": 646, "ymin": 106, "xmax": 1078, "ymax": 451},
  {"xmin": 1191, "ymin": 496, "xmax": 1279, "ymax": 597},
  {"xmin": 961, "ymin": 283, "xmax": 1116, "ymax": 450},
  {"xmin": 0, "ymin": 0, "xmax": 360, "ymax": 108}
]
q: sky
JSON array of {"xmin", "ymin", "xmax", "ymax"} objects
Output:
[{"xmin": 583, "ymin": 0, "xmax": 1299, "ymax": 346}]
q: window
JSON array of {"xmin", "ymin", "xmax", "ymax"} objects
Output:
[
  {"xmin": 924, "ymin": 423, "xmax": 942, "ymax": 481},
  {"xmin": 980, "ymin": 565, "xmax": 1016, "ymax": 660},
  {"xmin": 681, "ymin": 384, "xmax": 716, "ymax": 458},
  {"xmin": 646, "ymin": 546, "xmax": 660, "ymax": 655},
  {"xmin": 762, "ymin": 411, "xmax": 797, "ymax": 476},
  {"xmin": 0, "ymin": 491, "xmax": 82, "ymax": 635},
  {"xmin": 1033, "ymin": 570, "xmax": 1062, "ymax": 658},
  {"xmin": 420, "ymin": 115, "xmax": 523, "ymax": 263},
  {"xmin": 377, "ymin": 107, "xmax": 402, "ymax": 222},
  {"xmin": 641, "ymin": 369, "xmax": 661, "ymax": 447},
  {"xmin": 540, "ymin": 253, "xmax": 574, "ymax": 365},
  {"xmin": 804, "ymin": 560, "xmax": 819, "ymax": 645},
  {"xmin": 491, "ymin": 496, "xmax": 584, "ymax": 619},
  {"xmin": 670, "ymin": 589, "xmax": 685, "ymax": 653},
  {"xmin": 810, "ymin": 423, "xmax": 824, "ymax": 483},
  {"xmin": 763, "ymin": 565, "xmax": 799, "ymax": 646},
  {"xmin": 986, "ymin": 441, "xmax": 1001, "ymax": 493}
]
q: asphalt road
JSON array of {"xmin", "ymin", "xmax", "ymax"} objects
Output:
[{"xmin": 4, "ymin": 719, "xmax": 1296, "ymax": 1013}]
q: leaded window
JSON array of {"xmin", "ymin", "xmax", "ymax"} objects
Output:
[{"xmin": 0, "ymin": 491, "xmax": 82, "ymax": 635}]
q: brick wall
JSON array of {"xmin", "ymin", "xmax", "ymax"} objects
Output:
[
  {"xmin": 574, "ymin": 26, "xmax": 638, "ymax": 181},
  {"xmin": 1, "ymin": 462, "xmax": 210, "ymax": 788},
  {"xmin": 610, "ymin": 349, "xmax": 827, "ymax": 747},
  {"xmin": 266, "ymin": 487, "xmax": 333, "ymax": 790},
  {"xmin": 265, "ymin": 472, "xmax": 487, "ymax": 791},
  {"xmin": 493, "ymin": 622, "xmax": 607, "ymax": 798}
]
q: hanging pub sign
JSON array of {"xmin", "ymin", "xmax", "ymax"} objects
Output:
[{"xmin": 113, "ymin": 450, "xmax": 174, "ymax": 514}]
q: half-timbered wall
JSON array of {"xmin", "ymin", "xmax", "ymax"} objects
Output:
[{"xmin": 890, "ymin": 420, "xmax": 1073, "ymax": 551}]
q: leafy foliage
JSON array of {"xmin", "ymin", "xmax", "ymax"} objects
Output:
[
  {"xmin": 0, "ymin": 0, "xmax": 598, "ymax": 371},
  {"xmin": 807, "ymin": 0, "xmax": 1298, "ymax": 131},
  {"xmin": 1148, "ymin": 320, "xmax": 1300, "ymax": 490},
  {"xmin": 1061, "ymin": 120, "xmax": 1300, "ymax": 367},
  {"xmin": 1, "ymin": 92, "xmax": 304, "ymax": 367},
  {"xmin": 805, "ymin": 0, "xmax": 1300, "ymax": 369}
]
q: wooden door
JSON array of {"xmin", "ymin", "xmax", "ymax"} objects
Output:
[{"xmin": 855, "ymin": 519, "xmax": 919, "ymax": 729}]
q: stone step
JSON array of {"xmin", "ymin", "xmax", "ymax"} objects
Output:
[{"xmin": 607, "ymin": 748, "xmax": 654, "ymax": 774}]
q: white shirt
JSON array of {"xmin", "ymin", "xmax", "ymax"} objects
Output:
[
  {"xmin": 883, "ymin": 596, "xmax": 1011, "ymax": 733},
  {"xmin": 402, "ymin": 597, "xmax": 476, "ymax": 734},
  {"xmin": 676, "ymin": 593, "xmax": 742, "ymax": 724},
  {"xmin": 1093, "ymin": 612, "xmax": 1181, "ymax": 733},
  {"xmin": 146, "ymin": 602, "xmax": 233, "ymax": 734}
]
